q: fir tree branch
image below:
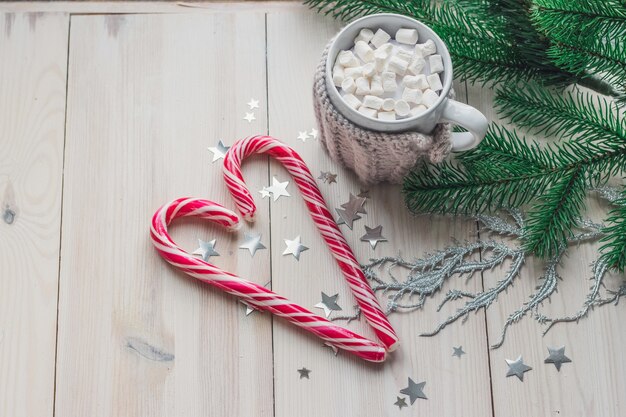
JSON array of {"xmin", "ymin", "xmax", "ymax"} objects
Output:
[
  {"xmin": 600, "ymin": 187, "xmax": 626, "ymax": 271},
  {"xmin": 494, "ymin": 84, "xmax": 626, "ymax": 143}
]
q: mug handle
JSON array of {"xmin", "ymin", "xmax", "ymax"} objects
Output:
[{"xmin": 440, "ymin": 99, "xmax": 489, "ymax": 152}]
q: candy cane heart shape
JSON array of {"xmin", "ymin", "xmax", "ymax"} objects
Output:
[
  {"xmin": 223, "ymin": 135, "xmax": 400, "ymax": 353},
  {"xmin": 151, "ymin": 197, "xmax": 387, "ymax": 362}
]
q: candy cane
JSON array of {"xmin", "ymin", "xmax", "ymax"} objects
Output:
[
  {"xmin": 223, "ymin": 135, "xmax": 400, "ymax": 352},
  {"xmin": 151, "ymin": 197, "xmax": 387, "ymax": 362}
]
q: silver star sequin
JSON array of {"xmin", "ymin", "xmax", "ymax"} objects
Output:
[
  {"xmin": 360, "ymin": 225, "xmax": 388, "ymax": 249},
  {"xmin": 394, "ymin": 397, "xmax": 408, "ymax": 409},
  {"xmin": 336, "ymin": 208, "xmax": 361, "ymax": 230},
  {"xmin": 400, "ymin": 377, "xmax": 427, "ymax": 403},
  {"xmin": 453, "ymin": 346, "xmax": 466, "ymax": 358},
  {"xmin": 239, "ymin": 233, "xmax": 266, "ymax": 257},
  {"xmin": 309, "ymin": 128, "xmax": 318, "ymax": 139},
  {"xmin": 247, "ymin": 98, "xmax": 259, "ymax": 109},
  {"xmin": 192, "ymin": 238, "xmax": 219, "ymax": 261},
  {"xmin": 240, "ymin": 300, "xmax": 256, "ymax": 316},
  {"xmin": 297, "ymin": 131, "xmax": 310, "ymax": 142},
  {"xmin": 342, "ymin": 193, "xmax": 367, "ymax": 215},
  {"xmin": 259, "ymin": 187, "xmax": 271, "ymax": 198},
  {"xmin": 318, "ymin": 171, "xmax": 337, "ymax": 184},
  {"xmin": 243, "ymin": 112, "xmax": 256, "ymax": 123},
  {"xmin": 207, "ymin": 140, "xmax": 230, "ymax": 162},
  {"xmin": 297, "ymin": 367, "xmax": 311, "ymax": 379},
  {"xmin": 266, "ymin": 177, "xmax": 290, "ymax": 201},
  {"xmin": 544, "ymin": 346, "xmax": 571, "ymax": 371},
  {"xmin": 506, "ymin": 355, "xmax": 532, "ymax": 381},
  {"xmin": 314, "ymin": 292, "xmax": 342, "ymax": 318},
  {"xmin": 323, "ymin": 342, "xmax": 339, "ymax": 356},
  {"xmin": 282, "ymin": 235, "xmax": 308, "ymax": 260}
]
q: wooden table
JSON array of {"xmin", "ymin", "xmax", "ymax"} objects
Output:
[{"xmin": 1, "ymin": 3, "xmax": 624, "ymax": 416}]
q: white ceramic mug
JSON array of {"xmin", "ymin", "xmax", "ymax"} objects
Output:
[{"xmin": 326, "ymin": 13, "xmax": 488, "ymax": 151}]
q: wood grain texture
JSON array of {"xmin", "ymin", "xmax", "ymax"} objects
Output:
[
  {"xmin": 467, "ymin": 83, "xmax": 626, "ymax": 417},
  {"xmin": 0, "ymin": 12, "xmax": 68, "ymax": 417},
  {"xmin": 266, "ymin": 10, "xmax": 492, "ymax": 416},
  {"xmin": 55, "ymin": 13, "xmax": 273, "ymax": 417}
]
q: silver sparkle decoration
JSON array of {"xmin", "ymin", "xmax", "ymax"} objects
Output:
[
  {"xmin": 259, "ymin": 187, "xmax": 271, "ymax": 198},
  {"xmin": 314, "ymin": 292, "xmax": 342, "ymax": 318},
  {"xmin": 506, "ymin": 356, "xmax": 532, "ymax": 381},
  {"xmin": 283, "ymin": 235, "xmax": 308, "ymax": 260},
  {"xmin": 360, "ymin": 225, "xmax": 388, "ymax": 249},
  {"xmin": 297, "ymin": 367, "xmax": 311, "ymax": 379},
  {"xmin": 318, "ymin": 171, "xmax": 337, "ymax": 184},
  {"xmin": 342, "ymin": 193, "xmax": 367, "ymax": 215},
  {"xmin": 453, "ymin": 346, "xmax": 465, "ymax": 358},
  {"xmin": 400, "ymin": 377, "xmax": 427, "ymax": 403},
  {"xmin": 309, "ymin": 128, "xmax": 318, "ymax": 139},
  {"xmin": 239, "ymin": 233, "xmax": 266, "ymax": 257},
  {"xmin": 247, "ymin": 98, "xmax": 259, "ymax": 109},
  {"xmin": 192, "ymin": 239, "xmax": 219, "ymax": 261},
  {"xmin": 329, "ymin": 305, "xmax": 362, "ymax": 323},
  {"xmin": 240, "ymin": 300, "xmax": 256, "ymax": 316},
  {"xmin": 394, "ymin": 397, "xmax": 408, "ymax": 410},
  {"xmin": 207, "ymin": 140, "xmax": 230, "ymax": 162},
  {"xmin": 544, "ymin": 346, "xmax": 572, "ymax": 371},
  {"xmin": 243, "ymin": 112, "xmax": 256, "ymax": 123},
  {"xmin": 336, "ymin": 208, "xmax": 361, "ymax": 229},
  {"xmin": 297, "ymin": 131, "xmax": 310, "ymax": 142},
  {"xmin": 323, "ymin": 342, "xmax": 339, "ymax": 356},
  {"xmin": 266, "ymin": 177, "xmax": 290, "ymax": 201}
]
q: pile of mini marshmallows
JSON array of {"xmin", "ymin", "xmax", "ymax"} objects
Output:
[{"xmin": 332, "ymin": 27, "xmax": 444, "ymax": 120}]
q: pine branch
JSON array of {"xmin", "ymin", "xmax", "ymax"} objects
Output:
[
  {"xmin": 494, "ymin": 83, "xmax": 626, "ymax": 143},
  {"xmin": 600, "ymin": 187, "xmax": 626, "ymax": 271}
]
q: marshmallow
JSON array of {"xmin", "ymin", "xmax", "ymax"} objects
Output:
[
  {"xmin": 395, "ymin": 28, "xmax": 418, "ymax": 45},
  {"xmin": 344, "ymin": 66, "xmax": 363, "ymax": 79},
  {"xmin": 422, "ymin": 89, "xmax": 439, "ymax": 107},
  {"xmin": 374, "ymin": 45, "xmax": 392, "ymax": 72},
  {"xmin": 395, "ymin": 48, "xmax": 413, "ymax": 64},
  {"xmin": 332, "ymin": 65, "xmax": 344, "ymax": 87},
  {"xmin": 402, "ymin": 87, "xmax": 423, "ymax": 104},
  {"xmin": 370, "ymin": 75, "xmax": 384, "ymax": 96},
  {"xmin": 427, "ymin": 73, "xmax": 443, "ymax": 91},
  {"xmin": 370, "ymin": 28, "xmax": 391, "ymax": 48},
  {"xmin": 338, "ymin": 50, "xmax": 359, "ymax": 67},
  {"xmin": 382, "ymin": 98, "xmax": 395, "ymax": 111},
  {"xmin": 358, "ymin": 106, "xmax": 378, "ymax": 118},
  {"xmin": 402, "ymin": 75, "xmax": 420, "ymax": 89},
  {"xmin": 378, "ymin": 111, "xmax": 397, "ymax": 121},
  {"xmin": 421, "ymin": 39, "xmax": 437, "ymax": 56},
  {"xmin": 408, "ymin": 56, "xmax": 426, "ymax": 75},
  {"xmin": 429, "ymin": 54, "xmax": 444, "ymax": 73},
  {"xmin": 343, "ymin": 93, "xmax": 362, "ymax": 109},
  {"xmin": 410, "ymin": 104, "xmax": 428, "ymax": 116},
  {"xmin": 395, "ymin": 99, "xmax": 411, "ymax": 117},
  {"xmin": 414, "ymin": 74, "xmax": 430, "ymax": 90},
  {"xmin": 381, "ymin": 71, "xmax": 397, "ymax": 92},
  {"xmin": 355, "ymin": 77, "xmax": 370, "ymax": 95},
  {"xmin": 355, "ymin": 40, "xmax": 375, "ymax": 63},
  {"xmin": 341, "ymin": 77, "xmax": 356, "ymax": 94},
  {"xmin": 387, "ymin": 56, "xmax": 408, "ymax": 75},
  {"xmin": 355, "ymin": 28, "xmax": 374, "ymax": 44},
  {"xmin": 362, "ymin": 94, "xmax": 384, "ymax": 110},
  {"xmin": 362, "ymin": 62, "xmax": 376, "ymax": 78}
]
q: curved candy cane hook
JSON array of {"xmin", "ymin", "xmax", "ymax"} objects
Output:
[
  {"xmin": 151, "ymin": 197, "xmax": 387, "ymax": 362},
  {"xmin": 223, "ymin": 135, "xmax": 400, "ymax": 352}
]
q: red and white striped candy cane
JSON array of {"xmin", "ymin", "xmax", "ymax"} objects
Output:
[
  {"xmin": 151, "ymin": 197, "xmax": 387, "ymax": 362},
  {"xmin": 223, "ymin": 135, "xmax": 400, "ymax": 352}
]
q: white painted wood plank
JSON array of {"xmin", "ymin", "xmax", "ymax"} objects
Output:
[
  {"xmin": 55, "ymin": 13, "xmax": 273, "ymax": 417},
  {"xmin": 467, "ymin": 83, "xmax": 626, "ymax": 417},
  {"xmin": 0, "ymin": 12, "xmax": 68, "ymax": 417},
  {"xmin": 267, "ymin": 10, "xmax": 492, "ymax": 416}
]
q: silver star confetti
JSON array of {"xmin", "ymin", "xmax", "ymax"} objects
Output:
[
  {"xmin": 309, "ymin": 128, "xmax": 318, "ymax": 139},
  {"xmin": 297, "ymin": 131, "xmax": 310, "ymax": 142},
  {"xmin": 259, "ymin": 187, "xmax": 271, "ymax": 198},
  {"xmin": 243, "ymin": 112, "xmax": 256, "ymax": 123},
  {"xmin": 318, "ymin": 171, "xmax": 337, "ymax": 184},
  {"xmin": 283, "ymin": 235, "xmax": 308, "ymax": 260},
  {"xmin": 240, "ymin": 300, "xmax": 256, "ymax": 316},
  {"xmin": 239, "ymin": 232, "xmax": 266, "ymax": 257},
  {"xmin": 192, "ymin": 238, "xmax": 219, "ymax": 261},
  {"xmin": 336, "ymin": 208, "xmax": 361, "ymax": 230},
  {"xmin": 453, "ymin": 346, "xmax": 466, "ymax": 358},
  {"xmin": 207, "ymin": 140, "xmax": 230, "ymax": 162},
  {"xmin": 342, "ymin": 193, "xmax": 367, "ymax": 215},
  {"xmin": 314, "ymin": 292, "xmax": 342, "ymax": 318},
  {"xmin": 358, "ymin": 189, "xmax": 370, "ymax": 199},
  {"xmin": 266, "ymin": 176, "xmax": 290, "ymax": 201},
  {"xmin": 247, "ymin": 98, "xmax": 259, "ymax": 110},
  {"xmin": 297, "ymin": 367, "xmax": 311, "ymax": 379},
  {"xmin": 506, "ymin": 355, "xmax": 532, "ymax": 381},
  {"xmin": 394, "ymin": 397, "xmax": 408, "ymax": 410},
  {"xmin": 323, "ymin": 342, "xmax": 339, "ymax": 356},
  {"xmin": 544, "ymin": 346, "xmax": 571, "ymax": 371},
  {"xmin": 400, "ymin": 377, "xmax": 427, "ymax": 403},
  {"xmin": 360, "ymin": 225, "xmax": 388, "ymax": 249}
]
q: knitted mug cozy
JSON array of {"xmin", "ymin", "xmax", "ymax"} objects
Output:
[{"xmin": 313, "ymin": 40, "xmax": 453, "ymax": 184}]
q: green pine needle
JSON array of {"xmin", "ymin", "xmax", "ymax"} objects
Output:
[
  {"xmin": 600, "ymin": 187, "xmax": 626, "ymax": 271},
  {"xmin": 495, "ymin": 83, "xmax": 626, "ymax": 143}
]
